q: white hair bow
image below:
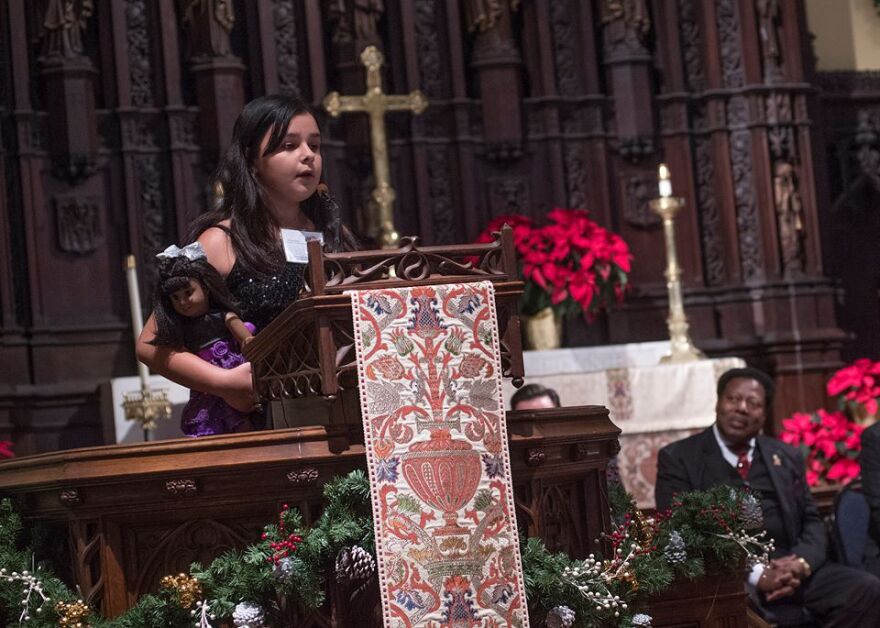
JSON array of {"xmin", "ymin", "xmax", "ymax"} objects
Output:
[{"xmin": 156, "ymin": 242, "xmax": 207, "ymax": 261}]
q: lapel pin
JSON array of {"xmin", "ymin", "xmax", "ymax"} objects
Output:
[{"xmin": 772, "ymin": 453, "xmax": 782, "ymax": 467}]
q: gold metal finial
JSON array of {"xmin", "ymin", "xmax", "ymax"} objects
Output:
[
  {"xmin": 323, "ymin": 45, "xmax": 428, "ymax": 248},
  {"xmin": 649, "ymin": 166, "xmax": 705, "ymax": 364},
  {"xmin": 122, "ymin": 387, "xmax": 172, "ymax": 432}
]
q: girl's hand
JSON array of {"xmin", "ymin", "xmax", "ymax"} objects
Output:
[{"xmin": 219, "ymin": 362, "xmax": 258, "ymax": 413}]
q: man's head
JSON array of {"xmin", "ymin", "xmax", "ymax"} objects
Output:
[
  {"xmin": 715, "ymin": 367, "xmax": 775, "ymax": 447},
  {"xmin": 510, "ymin": 384, "xmax": 561, "ymax": 411}
]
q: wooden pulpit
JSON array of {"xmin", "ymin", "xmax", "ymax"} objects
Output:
[
  {"xmin": 243, "ymin": 228, "xmax": 528, "ymax": 451},
  {"xmin": 0, "ymin": 232, "xmax": 621, "ymax": 621}
]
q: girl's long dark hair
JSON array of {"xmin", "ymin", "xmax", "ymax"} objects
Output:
[
  {"xmin": 189, "ymin": 94, "xmax": 358, "ymax": 275},
  {"xmin": 149, "ymin": 258, "xmax": 240, "ymax": 347}
]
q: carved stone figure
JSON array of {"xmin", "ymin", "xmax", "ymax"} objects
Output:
[
  {"xmin": 179, "ymin": 0, "xmax": 235, "ymax": 58},
  {"xmin": 38, "ymin": 0, "xmax": 94, "ymax": 59},
  {"xmin": 464, "ymin": 0, "xmax": 520, "ymax": 33},
  {"xmin": 601, "ymin": 0, "xmax": 654, "ymax": 162},
  {"xmin": 354, "ymin": 0, "xmax": 384, "ymax": 41},
  {"xmin": 756, "ymin": 0, "xmax": 782, "ymax": 81},
  {"xmin": 773, "ymin": 161, "xmax": 805, "ymax": 275},
  {"xmin": 601, "ymin": 0, "xmax": 650, "ymax": 57},
  {"xmin": 326, "ymin": 0, "xmax": 384, "ymax": 45}
]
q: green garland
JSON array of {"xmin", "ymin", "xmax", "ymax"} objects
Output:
[{"xmin": 0, "ymin": 473, "xmax": 768, "ymax": 627}]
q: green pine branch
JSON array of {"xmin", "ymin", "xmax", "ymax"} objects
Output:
[{"xmin": 0, "ymin": 473, "xmax": 762, "ymax": 628}]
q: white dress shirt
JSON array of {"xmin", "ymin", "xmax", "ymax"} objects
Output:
[{"xmin": 711, "ymin": 423, "xmax": 763, "ymax": 585}]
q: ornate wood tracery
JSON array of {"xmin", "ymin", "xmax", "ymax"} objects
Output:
[{"xmin": 243, "ymin": 229, "xmax": 525, "ymax": 452}]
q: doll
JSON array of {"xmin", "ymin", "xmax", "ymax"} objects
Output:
[{"xmin": 149, "ymin": 243, "xmax": 256, "ymax": 436}]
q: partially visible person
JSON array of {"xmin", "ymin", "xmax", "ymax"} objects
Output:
[
  {"xmin": 656, "ymin": 367, "xmax": 880, "ymax": 628},
  {"xmin": 857, "ymin": 420, "xmax": 880, "ymax": 577},
  {"xmin": 510, "ymin": 383, "xmax": 560, "ymax": 411},
  {"xmin": 137, "ymin": 94, "xmax": 357, "ymax": 425},
  {"xmin": 509, "ymin": 383, "xmax": 623, "ymax": 486}
]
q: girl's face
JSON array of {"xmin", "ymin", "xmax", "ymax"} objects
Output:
[
  {"xmin": 170, "ymin": 279, "xmax": 210, "ymax": 318},
  {"xmin": 254, "ymin": 113, "xmax": 322, "ymax": 209}
]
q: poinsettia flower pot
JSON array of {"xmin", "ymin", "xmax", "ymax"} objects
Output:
[{"xmin": 524, "ymin": 307, "xmax": 563, "ymax": 350}]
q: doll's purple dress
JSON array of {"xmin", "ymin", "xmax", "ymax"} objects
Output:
[{"xmin": 180, "ymin": 311, "xmax": 256, "ymax": 436}]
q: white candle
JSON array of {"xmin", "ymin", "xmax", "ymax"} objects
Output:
[
  {"xmin": 125, "ymin": 255, "xmax": 151, "ymax": 389},
  {"xmin": 658, "ymin": 163, "xmax": 673, "ymax": 198}
]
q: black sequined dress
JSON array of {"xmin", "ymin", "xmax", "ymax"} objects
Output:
[{"xmin": 225, "ymin": 261, "xmax": 306, "ymax": 332}]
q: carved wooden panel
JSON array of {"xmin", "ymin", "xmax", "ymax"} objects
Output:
[
  {"xmin": 0, "ymin": 406, "xmax": 618, "ymax": 618},
  {"xmin": 126, "ymin": 518, "xmax": 259, "ymax": 601},
  {"xmin": 0, "ymin": 0, "xmax": 855, "ymax": 450}
]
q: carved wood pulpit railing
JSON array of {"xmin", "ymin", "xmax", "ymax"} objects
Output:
[{"xmin": 242, "ymin": 227, "xmax": 527, "ymax": 452}]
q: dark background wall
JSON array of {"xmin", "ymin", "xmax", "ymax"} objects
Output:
[{"xmin": 0, "ymin": 0, "xmax": 877, "ymax": 455}]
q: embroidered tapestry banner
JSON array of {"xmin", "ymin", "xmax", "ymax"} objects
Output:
[{"xmin": 350, "ymin": 281, "xmax": 529, "ymax": 627}]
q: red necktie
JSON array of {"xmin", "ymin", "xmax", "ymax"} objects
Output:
[{"xmin": 736, "ymin": 450, "xmax": 751, "ymax": 480}]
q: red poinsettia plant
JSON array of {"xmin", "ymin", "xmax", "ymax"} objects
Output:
[
  {"xmin": 475, "ymin": 208, "xmax": 632, "ymax": 317},
  {"xmin": 826, "ymin": 358, "xmax": 880, "ymax": 417},
  {"xmin": 780, "ymin": 409, "xmax": 863, "ymax": 486},
  {"xmin": 778, "ymin": 358, "xmax": 880, "ymax": 487}
]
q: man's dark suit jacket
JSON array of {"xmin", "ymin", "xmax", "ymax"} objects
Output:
[
  {"xmin": 655, "ymin": 426, "xmax": 828, "ymax": 573},
  {"xmin": 858, "ymin": 421, "xmax": 880, "ymax": 571}
]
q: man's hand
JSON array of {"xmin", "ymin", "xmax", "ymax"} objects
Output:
[
  {"xmin": 771, "ymin": 555, "xmax": 811, "ymax": 581},
  {"xmin": 757, "ymin": 564, "xmax": 800, "ymax": 601}
]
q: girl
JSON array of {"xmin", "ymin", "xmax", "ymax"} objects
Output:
[
  {"xmin": 150, "ymin": 243, "xmax": 255, "ymax": 436},
  {"xmin": 137, "ymin": 95, "xmax": 357, "ymax": 419}
]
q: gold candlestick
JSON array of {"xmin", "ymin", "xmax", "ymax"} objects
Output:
[
  {"xmin": 649, "ymin": 164, "xmax": 705, "ymax": 364},
  {"xmin": 123, "ymin": 254, "xmax": 171, "ymax": 438}
]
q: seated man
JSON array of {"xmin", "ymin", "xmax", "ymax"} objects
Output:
[
  {"xmin": 857, "ymin": 420, "xmax": 880, "ymax": 576},
  {"xmin": 656, "ymin": 367, "xmax": 880, "ymax": 628}
]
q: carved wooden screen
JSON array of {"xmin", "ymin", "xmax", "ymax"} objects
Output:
[{"xmin": 0, "ymin": 0, "xmax": 851, "ymax": 452}]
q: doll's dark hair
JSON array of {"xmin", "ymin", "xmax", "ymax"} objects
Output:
[
  {"xmin": 189, "ymin": 94, "xmax": 358, "ymax": 276},
  {"xmin": 148, "ymin": 257, "xmax": 241, "ymax": 348}
]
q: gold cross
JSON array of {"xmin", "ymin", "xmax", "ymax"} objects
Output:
[{"xmin": 324, "ymin": 46, "xmax": 428, "ymax": 248}]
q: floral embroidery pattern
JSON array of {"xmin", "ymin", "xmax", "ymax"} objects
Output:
[{"xmin": 351, "ymin": 281, "xmax": 529, "ymax": 627}]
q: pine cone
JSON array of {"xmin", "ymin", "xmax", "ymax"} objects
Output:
[
  {"xmin": 664, "ymin": 530, "xmax": 687, "ymax": 565},
  {"xmin": 232, "ymin": 601, "xmax": 266, "ymax": 628},
  {"xmin": 632, "ymin": 613, "xmax": 653, "ymax": 627},
  {"xmin": 273, "ymin": 556, "xmax": 294, "ymax": 582},
  {"xmin": 546, "ymin": 605, "xmax": 576, "ymax": 628},
  {"xmin": 336, "ymin": 545, "xmax": 376, "ymax": 583},
  {"xmin": 741, "ymin": 495, "xmax": 764, "ymax": 530}
]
